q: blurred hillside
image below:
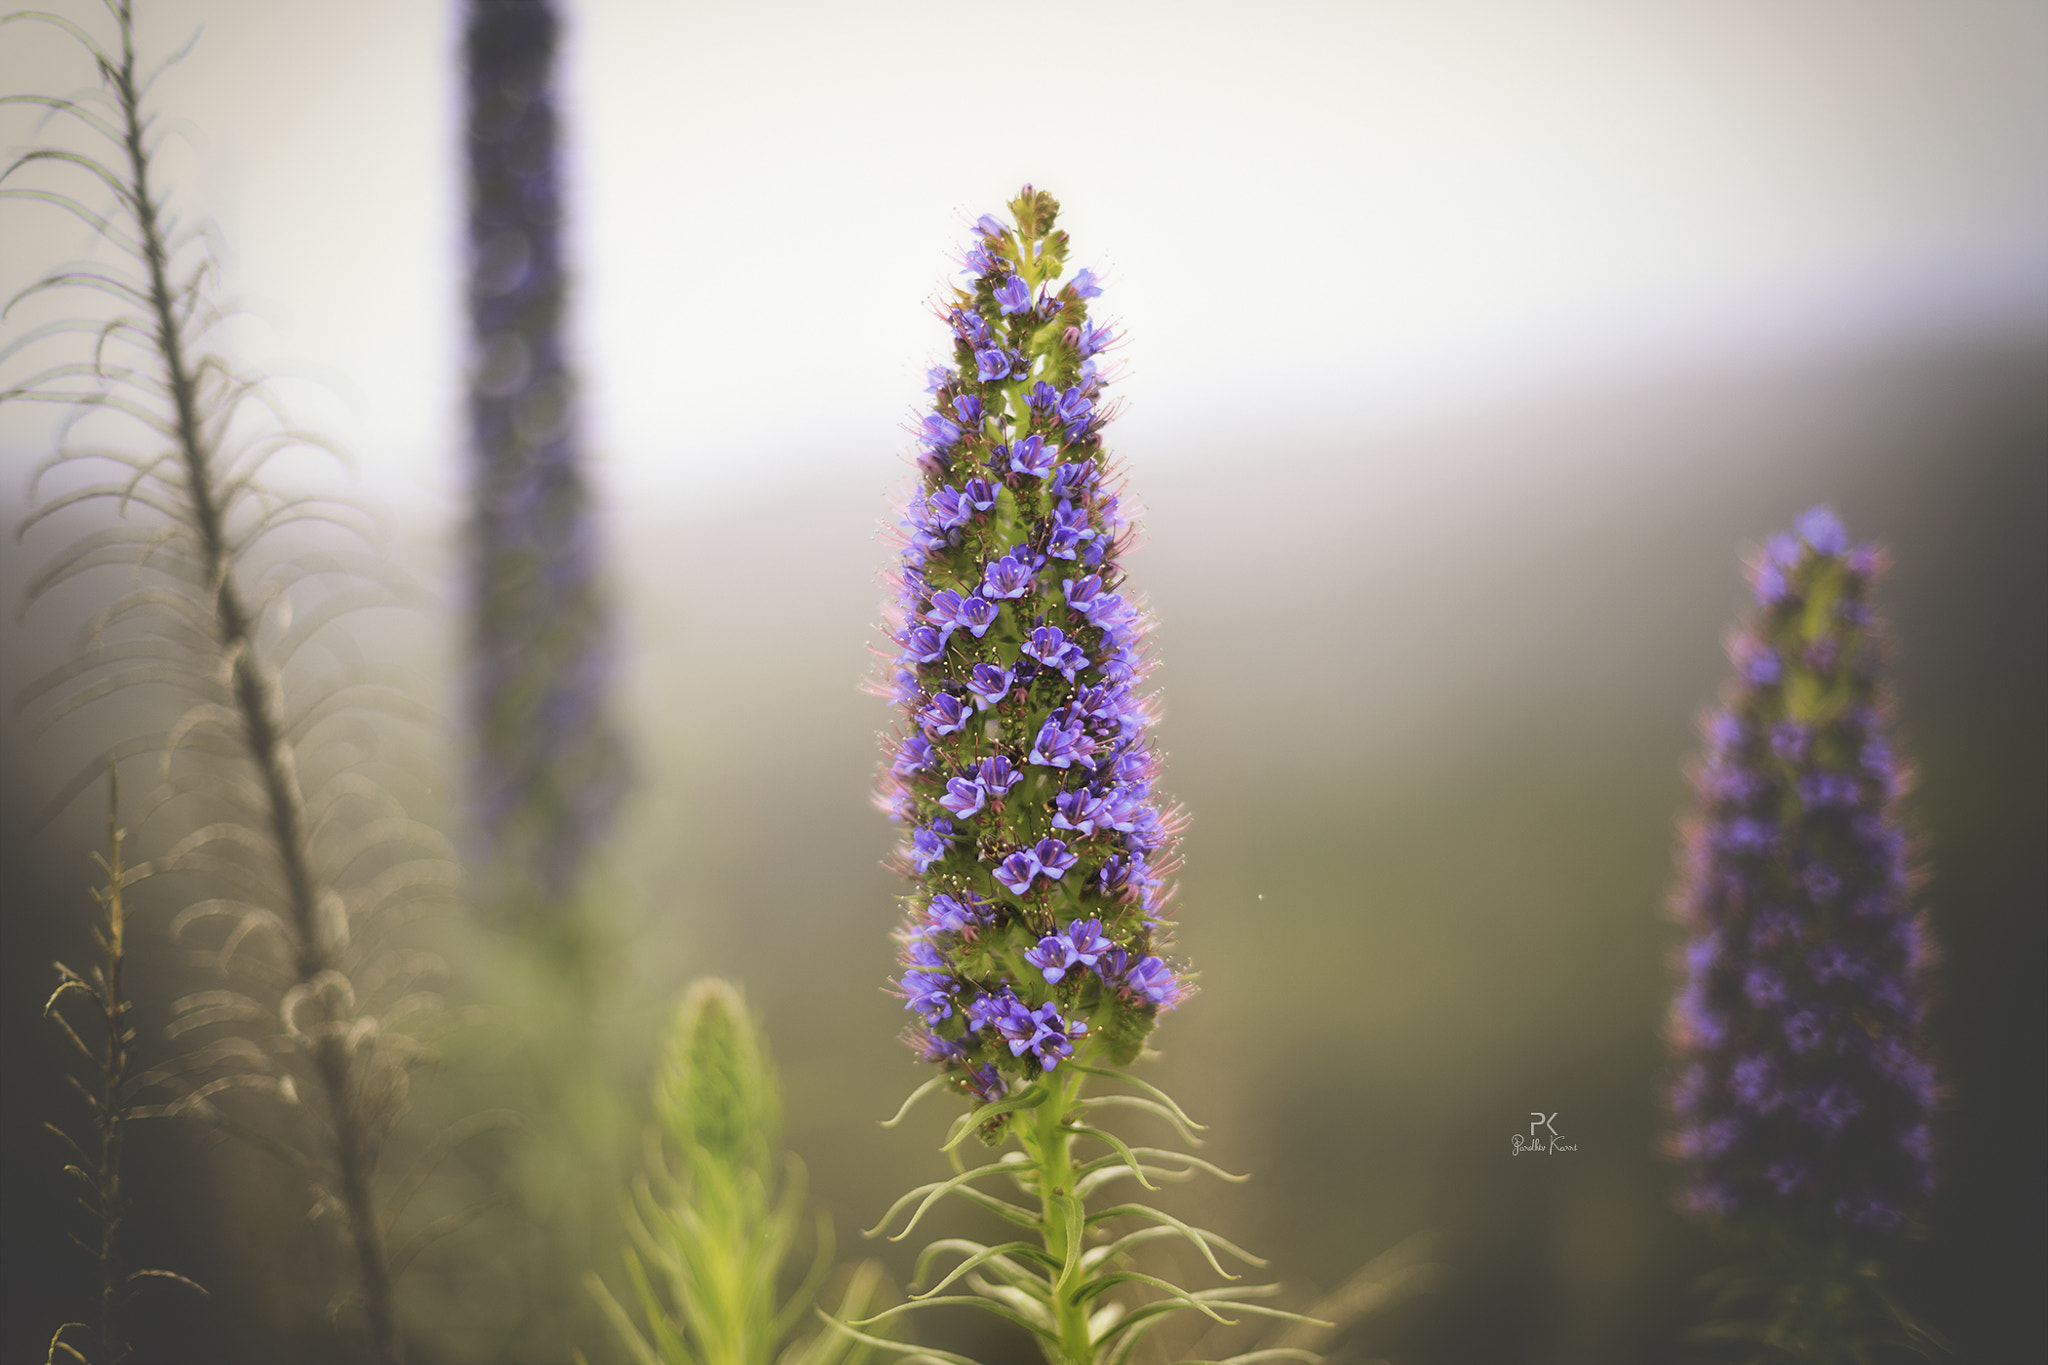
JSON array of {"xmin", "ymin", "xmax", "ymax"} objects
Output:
[{"xmin": 4, "ymin": 317, "xmax": 2043, "ymax": 1363}]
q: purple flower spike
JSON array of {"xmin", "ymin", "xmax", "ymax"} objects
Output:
[
  {"xmin": 994, "ymin": 274, "xmax": 1033, "ymax": 315},
  {"xmin": 876, "ymin": 191, "xmax": 1188, "ymax": 1091},
  {"xmin": 1663, "ymin": 508, "xmax": 1939, "ymax": 1242}
]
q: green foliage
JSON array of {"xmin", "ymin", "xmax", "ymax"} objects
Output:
[
  {"xmin": 590, "ymin": 980, "xmax": 887, "ymax": 1365},
  {"xmin": 857, "ymin": 1061, "xmax": 1325, "ymax": 1365},
  {"xmin": 1689, "ymin": 1235, "xmax": 1951, "ymax": 1364},
  {"xmin": 41, "ymin": 767, "xmax": 206, "ymax": 1365}
]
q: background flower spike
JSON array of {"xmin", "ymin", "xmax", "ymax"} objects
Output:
[{"xmin": 1665, "ymin": 506, "xmax": 1953, "ymax": 1358}]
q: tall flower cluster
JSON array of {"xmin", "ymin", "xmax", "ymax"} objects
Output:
[
  {"xmin": 876, "ymin": 187, "xmax": 1186, "ymax": 1105},
  {"xmin": 1666, "ymin": 507, "xmax": 1939, "ymax": 1237},
  {"xmin": 464, "ymin": 0, "xmax": 625, "ymax": 906}
]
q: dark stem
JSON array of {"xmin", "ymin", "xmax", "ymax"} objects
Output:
[
  {"xmin": 97, "ymin": 764, "xmax": 130, "ymax": 1362},
  {"xmin": 105, "ymin": 5, "xmax": 402, "ymax": 1360}
]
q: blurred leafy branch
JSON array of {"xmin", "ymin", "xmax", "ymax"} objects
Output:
[
  {"xmin": 4, "ymin": 2, "xmax": 473, "ymax": 1359},
  {"xmin": 41, "ymin": 765, "xmax": 207, "ymax": 1365}
]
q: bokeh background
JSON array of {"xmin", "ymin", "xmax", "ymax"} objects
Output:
[{"xmin": 3, "ymin": 2, "xmax": 2043, "ymax": 1362}]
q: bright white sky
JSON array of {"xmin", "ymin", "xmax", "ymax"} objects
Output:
[{"xmin": 3, "ymin": 0, "xmax": 2045, "ymax": 516}]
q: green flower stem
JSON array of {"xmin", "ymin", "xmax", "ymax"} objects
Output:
[{"xmin": 1020, "ymin": 1064, "xmax": 1091, "ymax": 1365}]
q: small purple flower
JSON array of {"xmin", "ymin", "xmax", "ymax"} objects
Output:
[
  {"xmin": 1730, "ymin": 1054, "xmax": 1782, "ymax": 1113},
  {"xmin": 1075, "ymin": 318, "xmax": 1114, "ymax": 360},
  {"xmin": 1033, "ymin": 838, "xmax": 1078, "ymax": 881},
  {"xmin": 1769, "ymin": 721, "xmax": 1810, "ymax": 762},
  {"xmin": 901, "ymin": 966, "xmax": 956, "ymax": 1024},
  {"xmin": 960, "ymin": 241, "xmax": 1000, "ymax": 276},
  {"xmin": 1765, "ymin": 1160, "xmax": 1808, "ymax": 1196},
  {"xmin": 1064, "ymin": 918, "xmax": 1113, "ymax": 969},
  {"xmin": 938, "ymin": 774, "xmax": 987, "ymax": 819},
  {"xmin": 1794, "ymin": 1082, "xmax": 1862, "ymax": 1139},
  {"xmin": 952, "ymin": 307, "xmax": 991, "ymax": 346},
  {"xmin": 1028, "ymin": 711, "xmax": 1097, "ymax": 770},
  {"xmin": 926, "ymin": 892, "xmax": 993, "ymax": 933},
  {"xmin": 1022, "ymin": 625, "xmax": 1089, "ymax": 679},
  {"xmin": 953, "ymin": 393, "xmax": 983, "ymax": 424},
  {"xmin": 1046, "ymin": 499, "xmax": 1096, "ymax": 559},
  {"xmin": 1782, "ymin": 1010, "xmax": 1826, "ymax": 1055},
  {"xmin": 1122, "ymin": 955, "xmax": 1182, "ymax": 1009},
  {"xmin": 893, "ymin": 732, "xmax": 936, "ymax": 776},
  {"xmin": 1066, "ymin": 267, "xmax": 1102, "ymax": 299},
  {"xmin": 955, "ymin": 594, "xmax": 999, "ymax": 638},
  {"xmin": 963, "ymin": 1063, "xmax": 1006, "ymax": 1103},
  {"xmin": 1010, "ymin": 433, "xmax": 1056, "ymax": 479},
  {"xmin": 1736, "ymin": 638, "xmax": 1782, "ymax": 686},
  {"xmin": 907, "ymin": 821, "xmax": 954, "ymax": 873},
  {"xmin": 1052, "ymin": 787, "xmax": 1110, "ymax": 836},
  {"xmin": 966, "ymin": 662, "xmax": 1014, "ymax": 711},
  {"xmin": 927, "ymin": 486, "xmax": 973, "ymax": 531},
  {"xmin": 963, "ymin": 477, "xmax": 999, "ymax": 512},
  {"xmin": 1742, "ymin": 965, "xmax": 1787, "ymax": 1008},
  {"xmin": 975, "ymin": 754, "xmax": 1021, "ymax": 796},
  {"xmin": 994, "ymin": 1001, "xmax": 1086, "ymax": 1070},
  {"xmin": 1025, "ymin": 933, "xmax": 1077, "ymax": 983},
  {"xmin": 917, "ymin": 1030, "xmax": 970, "ymax": 1063},
  {"xmin": 918, "ymin": 692, "xmax": 968, "ymax": 735},
  {"xmin": 994, "ymin": 274, "xmax": 1033, "ymax": 315},
  {"xmin": 902, "ymin": 624, "xmax": 947, "ymax": 665},
  {"xmin": 924, "ymin": 589, "xmax": 968, "ymax": 635},
  {"xmin": 1807, "ymin": 941, "xmax": 1863, "ymax": 984},
  {"xmin": 1797, "ymin": 506, "xmax": 1849, "ymax": 556},
  {"xmin": 1802, "ymin": 862, "xmax": 1841, "ymax": 904},
  {"xmin": 982, "ymin": 544, "xmax": 1039, "ymax": 598},
  {"xmin": 1055, "ymin": 385, "xmax": 1093, "ymax": 430},
  {"xmin": 992, "ymin": 846, "xmax": 1044, "ymax": 896},
  {"xmin": 1027, "ymin": 380, "xmax": 1058, "ymax": 413},
  {"xmin": 965, "ymin": 989, "xmax": 1017, "ymax": 1034},
  {"xmin": 974, "ymin": 346, "xmax": 1013, "ymax": 382},
  {"xmin": 920, "ymin": 412, "xmax": 962, "ymax": 450}
]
